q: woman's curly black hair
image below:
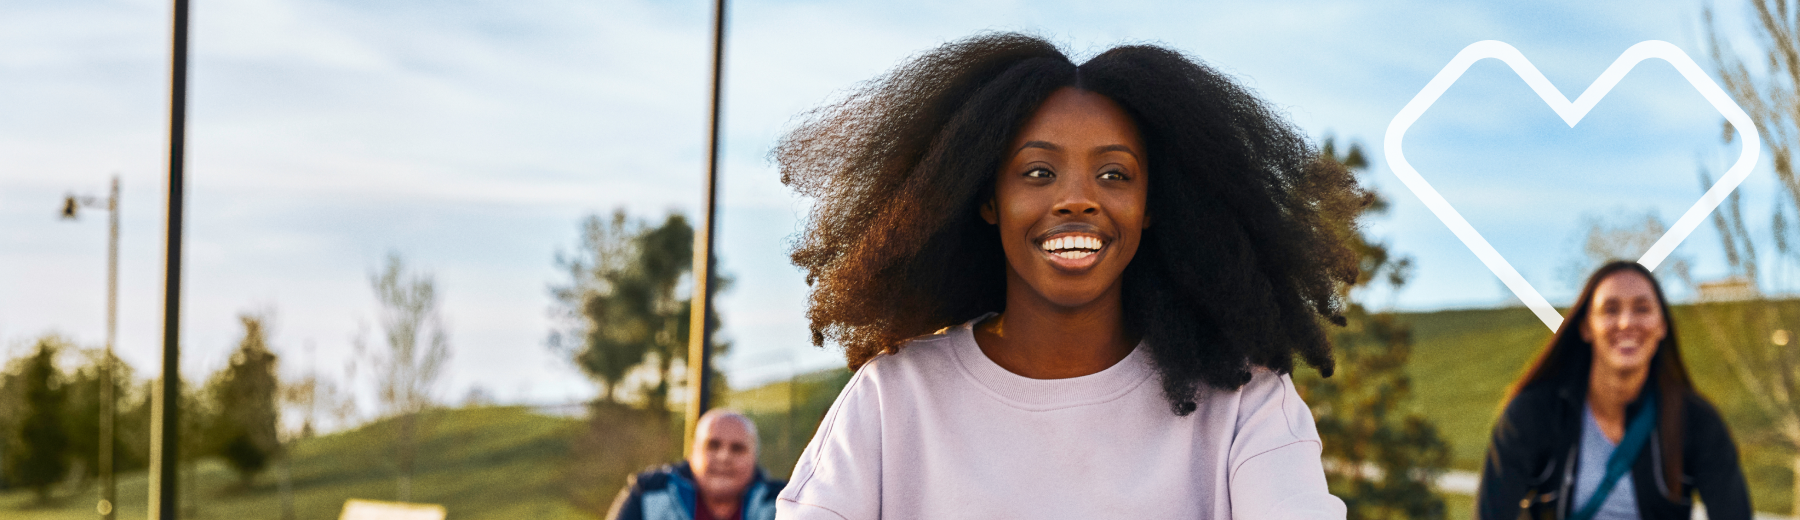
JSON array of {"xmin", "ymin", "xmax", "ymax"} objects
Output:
[{"xmin": 776, "ymin": 33, "xmax": 1366, "ymax": 414}]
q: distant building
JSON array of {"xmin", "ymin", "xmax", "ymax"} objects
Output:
[{"xmin": 1697, "ymin": 276, "xmax": 1760, "ymax": 302}]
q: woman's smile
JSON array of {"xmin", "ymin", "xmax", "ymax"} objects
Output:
[{"xmin": 1035, "ymin": 226, "xmax": 1112, "ymax": 272}]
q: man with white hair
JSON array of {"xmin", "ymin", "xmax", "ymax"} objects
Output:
[{"xmin": 607, "ymin": 409, "xmax": 785, "ymax": 520}]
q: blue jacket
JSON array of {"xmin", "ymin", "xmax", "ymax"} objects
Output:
[{"xmin": 607, "ymin": 461, "xmax": 785, "ymax": 520}]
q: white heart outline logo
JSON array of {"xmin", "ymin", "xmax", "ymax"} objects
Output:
[{"xmin": 1384, "ymin": 40, "xmax": 1761, "ymax": 332}]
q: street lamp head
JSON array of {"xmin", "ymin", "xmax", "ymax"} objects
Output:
[{"xmin": 61, "ymin": 196, "xmax": 80, "ymax": 220}]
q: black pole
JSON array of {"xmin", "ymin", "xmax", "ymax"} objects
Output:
[
  {"xmin": 151, "ymin": 0, "xmax": 189, "ymax": 518},
  {"xmin": 685, "ymin": 0, "xmax": 726, "ymax": 452}
]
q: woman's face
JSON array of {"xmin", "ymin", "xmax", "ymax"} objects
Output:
[
  {"xmin": 1580, "ymin": 270, "xmax": 1667, "ymax": 374},
  {"xmin": 981, "ymin": 87, "xmax": 1149, "ymax": 310}
]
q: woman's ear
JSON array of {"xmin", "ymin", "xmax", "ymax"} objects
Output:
[
  {"xmin": 980, "ymin": 196, "xmax": 998, "ymax": 225},
  {"xmin": 1578, "ymin": 316, "xmax": 1593, "ymax": 344}
]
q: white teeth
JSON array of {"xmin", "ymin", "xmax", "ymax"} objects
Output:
[{"xmin": 1040, "ymin": 235, "xmax": 1104, "ymax": 253}]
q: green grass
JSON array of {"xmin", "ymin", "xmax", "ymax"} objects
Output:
[
  {"xmin": 1443, "ymin": 492, "xmax": 1474, "ymax": 520},
  {"xmin": 732, "ymin": 369, "xmax": 853, "ymax": 480},
  {"xmin": 731, "ymin": 304, "xmax": 1800, "ymax": 514},
  {"xmin": 8, "ymin": 304, "xmax": 1794, "ymax": 517},
  {"xmin": 0, "ymin": 406, "xmax": 587, "ymax": 520}
]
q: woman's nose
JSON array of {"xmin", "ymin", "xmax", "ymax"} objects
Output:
[{"xmin": 1052, "ymin": 179, "xmax": 1100, "ymax": 215}]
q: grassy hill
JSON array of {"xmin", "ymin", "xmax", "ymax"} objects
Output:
[
  {"xmin": 5, "ymin": 305, "xmax": 1791, "ymax": 518},
  {"xmin": 0, "ymin": 406, "xmax": 587, "ymax": 520},
  {"xmin": 733, "ymin": 305, "xmax": 1799, "ymax": 515},
  {"xmin": 729, "ymin": 368, "xmax": 854, "ymax": 480}
]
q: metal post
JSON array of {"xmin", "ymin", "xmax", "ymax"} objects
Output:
[
  {"xmin": 62, "ymin": 178, "xmax": 122, "ymax": 518},
  {"xmin": 785, "ymin": 357, "xmax": 796, "ymax": 465},
  {"xmin": 101, "ymin": 175, "xmax": 118, "ymax": 519},
  {"xmin": 684, "ymin": 0, "xmax": 727, "ymax": 452},
  {"xmin": 150, "ymin": 0, "xmax": 190, "ymax": 518}
]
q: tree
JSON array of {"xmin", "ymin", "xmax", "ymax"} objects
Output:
[
  {"xmin": 549, "ymin": 210, "xmax": 730, "ymax": 412},
  {"xmin": 281, "ymin": 371, "xmax": 354, "ymax": 442},
  {"xmin": 1559, "ymin": 210, "xmax": 1694, "ymax": 290},
  {"xmin": 359, "ymin": 252, "xmax": 451, "ymax": 502},
  {"xmin": 206, "ymin": 314, "xmax": 282, "ymax": 489},
  {"xmin": 277, "ymin": 361, "xmax": 353, "ymax": 520},
  {"xmin": 1706, "ymin": 0, "xmax": 1797, "ymax": 220},
  {"xmin": 177, "ymin": 379, "xmax": 213, "ymax": 518},
  {"xmin": 1294, "ymin": 138, "xmax": 1451, "ymax": 520},
  {"xmin": 62, "ymin": 347, "xmax": 144, "ymax": 483},
  {"xmin": 551, "ymin": 212, "xmax": 652, "ymax": 404},
  {"xmin": 3, "ymin": 336, "xmax": 72, "ymax": 503},
  {"xmin": 1701, "ymin": 1, "xmax": 1800, "ymax": 514}
]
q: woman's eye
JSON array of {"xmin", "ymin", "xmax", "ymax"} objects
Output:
[
  {"xmin": 1024, "ymin": 167, "xmax": 1054, "ymax": 179},
  {"xmin": 1099, "ymin": 169, "xmax": 1129, "ymax": 181}
]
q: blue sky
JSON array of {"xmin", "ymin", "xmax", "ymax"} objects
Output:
[{"xmin": 0, "ymin": 0, "xmax": 1783, "ymax": 414}]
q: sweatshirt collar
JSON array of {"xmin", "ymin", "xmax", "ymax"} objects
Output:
[{"xmin": 948, "ymin": 313, "xmax": 1154, "ymax": 411}]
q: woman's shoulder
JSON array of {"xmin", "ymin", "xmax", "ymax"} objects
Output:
[
  {"xmin": 1679, "ymin": 390, "xmax": 1724, "ymax": 420},
  {"xmin": 1202, "ymin": 367, "xmax": 1317, "ymax": 439},
  {"xmin": 1678, "ymin": 390, "xmax": 1734, "ymax": 440},
  {"xmin": 861, "ymin": 326, "xmax": 964, "ymax": 372},
  {"xmin": 836, "ymin": 324, "xmax": 973, "ymax": 397},
  {"xmin": 1486, "ymin": 383, "xmax": 1575, "ymax": 448},
  {"xmin": 1499, "ymin": 382, "xmax": 1567, "ymax": 417},
  {"xmin": 1187, "ymin": 367, "xmax": 1300, "ymax": 412}
]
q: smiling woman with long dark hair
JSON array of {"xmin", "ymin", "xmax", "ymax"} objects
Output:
[
  {"xmin": 1477, "ymin": 261, "xmax": 1750, "ymax": 520},
  {"xmin": 773, "ymin": 33, "xmax": 1364, "ymax": 518}
]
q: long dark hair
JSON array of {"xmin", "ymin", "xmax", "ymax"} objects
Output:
[
  {"xmin": 1509, "ymin": 260, "xmax": 1691, "ymax": 498},
  {"xmin": 777, "ymin": 33, "xmax": 1365, "ymax": 414}
]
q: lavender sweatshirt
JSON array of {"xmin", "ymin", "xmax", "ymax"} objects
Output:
[{"xmin": 777, "ymin": 317, "xmax": 1346, "ymax": 519}]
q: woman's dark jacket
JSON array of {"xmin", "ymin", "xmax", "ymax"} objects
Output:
[{"xmin": 1476, "ymin": 374, "xmax": 1751, "ymax": 520}]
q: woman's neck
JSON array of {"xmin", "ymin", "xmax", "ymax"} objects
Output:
[
  {"xmin": 973, "ymin": 280, "xmax": 1135, "ymax": 379},
  {"xmin": 1586, "ymin": 361, "xmax": 1650, "ymax": 442}
]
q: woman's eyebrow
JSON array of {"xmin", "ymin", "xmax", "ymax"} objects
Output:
[
  {"xmin": 1094, "ymin": 144, "xmax": 1140, "ymax": 159},
  {"xmin": 1016, "ymin": 140, "xmax": 1060, "ymax": 154},
  {"xmin": 1015, "ymin": 141, "xmax": 1140, "ymax": 160}
]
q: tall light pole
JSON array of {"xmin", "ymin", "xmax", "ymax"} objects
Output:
[
  {"xmin": 685, "ymin": 0, "xmax": 728, "ymax": 452},
  {"xmin": 151, "ymin": 0, "xmax": 192, "ymax": 518},
  {"xmin": 60, "ymin": 175, "xmax": 120, "ymax": 520}
]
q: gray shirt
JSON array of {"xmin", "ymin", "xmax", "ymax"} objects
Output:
[{"xmin": 1574, "ymin": 402, "xmax": 1640, "ymax": 520}]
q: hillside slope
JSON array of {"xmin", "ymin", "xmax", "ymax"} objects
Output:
[
  {"xmin": 0, "ymin": 406, "xmax": 586, "ymax": 520},
  {"xmin": 739, "ymin": 305, "xmax": 1796, "ymax": 512}
]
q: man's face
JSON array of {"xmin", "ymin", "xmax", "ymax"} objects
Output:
[{"xmin": 688, "ymin": 415, "xmax": 757, "ymax": 500}]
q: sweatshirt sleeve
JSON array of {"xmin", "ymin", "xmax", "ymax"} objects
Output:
[
  {"xmin": 1476, "ymin": 392, "xmax": 1553, "ymax": 520},
  {"xmin": 1687, "ymin": 398, "xmax": 1752, "ymax": 520},
  {"xmin": 1227, "ymin": 372, "xmax": 1347, "ymax": 520},
  {"xmin": 777, "ymin": 364, "xmax": 883, "ymax": 520}
]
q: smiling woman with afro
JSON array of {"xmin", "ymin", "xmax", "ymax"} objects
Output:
[{"xmin": 774, "ymin": 33, "xmax": 1365, "ymax": 519}]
